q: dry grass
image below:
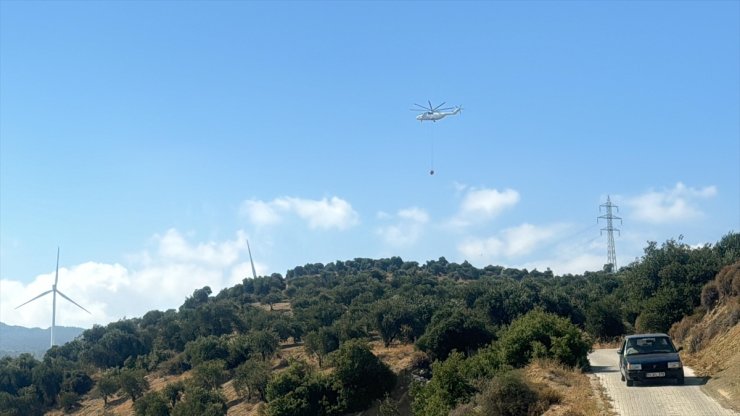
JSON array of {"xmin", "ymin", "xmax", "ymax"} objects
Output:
[
  {"xmin": 669, "ymin": 263, "xmax": 740, "ymax": 412},
  {"xmin": 679, "ymin": 315, "xmax": 740, "ymax": 412},
  {"xmin": 251, "ymin": 301, "xmax": 292, "ymax": 313},
  {"xmin": 525, "ymin": 359, "xmax": 615, "ymax": 416},
  {"xmin": 591, "ymin": 339, "xmax": 621, "ymax": 349},
  {"xmin": 368, "ymin": 340, "xmax": 417, "ymax": 373}
]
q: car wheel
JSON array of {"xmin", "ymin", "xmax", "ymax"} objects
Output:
[{"xmin": 626, "ymin": 379, "xmax": 634, "ymax": 387}]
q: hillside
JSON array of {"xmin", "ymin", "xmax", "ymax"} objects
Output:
[
  {"xmin": 670, "ymin": 262, "xmax": 740, "ymax": 412},
  {"xmin": 0, "ymin": 234, "xmax": 737, "ymax": 416},
  {"xmin": 0, "ymin": 322, "xmax": 84, "ymax": 358}
]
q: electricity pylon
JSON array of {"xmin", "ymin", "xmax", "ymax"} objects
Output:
[{"xmin": 598, "ymin": 196, "xmax": 622, "ymax": 272}]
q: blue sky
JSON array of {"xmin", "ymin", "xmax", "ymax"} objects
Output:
[{"xmin": 1, "ymin": 1, "xmax": 738, "ymax": 329}]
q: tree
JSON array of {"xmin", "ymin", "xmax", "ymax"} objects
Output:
[
  {"xmin": 304, "ymin": 328, "xmax": 339, "ymax": 367},
  {"xmin": 330, "ymin": 340, "xmax": 396, "ymax": 412},
  {"xmin": 97, "ymin": 369, "xmax": 120, "ymax": 406},
  {"xmin": 134, "ymin": 391, "xmax": 170, "ymax": 416},
  {"xmin": 635, "ymin": 287, "xmax": 692, "ymax": 333},
  {"xmin": 0, "ymin": 386, "xmax": 45, "ymax": 416},
  {"xmin": 262, "ymin": 292, "xmax": 283, "ymax": 311},
  {"xmin": 265, "ymin": 360, "xmax": 341, "ymax": 416},
  {"xmin": 184, "ymin": 336, "xmax": 228, "ymax": 367},
  {"xmin": 171, "ymin": 385, "xmax": 227, "ymax": 416},
  {"xmin": 162, "ymin": 380, "xmax": 186, "ymax": 408},
  {"xmin": 411, "ymin": 352, "xmax": 474, "ymax": 416},
  {"xmin": 180, "ymin": 286, "xmax": 212, "ymax": 311},
  {"xmin": 59, "ymin": 391, "xmax": 80, "ymax": 412},
  {"xmin": 247, "ymin": 330, "xmax": 279, "ymax": 360},
  {"xmin": 373, "ymin": 296, "xmax": 434, "ymax": 346},
  {"xmin": 416, "ymin": 306, "xmax": 494, "ymax": 360},
  {"xmin": 62, "ymin": 369, "xmax": 94, "ymax": 396},
  {"xmin": 83, "ymin": 327, "xmax": 148, "ymax": 369},
  {"xmin": 233, "ymin": 357, "xmax": 270, "ymax": 401},
  {"xmin": 191, "ymin": 360, "xmax": 227, "ymax": 390},
  {"xmin": 585, "ymin": 296, "xmax": 625, "ymax": 339},
  {"xmin": 31, "ymin": 360, "xmax": 63, "ymax": 406},
  {"xmin": 0, "ymin": 353, "xmax": 38, "ymax": 396},
  {"xmin": 118, "ymin": 367, "xmax": 149, "ymax": 402}
]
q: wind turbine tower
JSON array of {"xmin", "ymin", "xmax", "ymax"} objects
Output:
[
  {"xmin": 598, "ymin": 196, "xmax": 622, "ymax": 272},
  {"xmin": 15, "ymin": 248, "xmax": 91, "ymax": 347}
]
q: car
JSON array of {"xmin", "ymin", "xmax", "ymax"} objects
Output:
[{"xmin": 617, "ymin": 333, "xmax": 684, "ymax": 387}]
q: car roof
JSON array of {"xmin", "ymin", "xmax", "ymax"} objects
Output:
[{"xmin": 625, "ymin": 333, "xmax": 670, "ymax": 339}]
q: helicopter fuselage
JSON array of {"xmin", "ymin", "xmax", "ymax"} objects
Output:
[{"xmin": 416, "ymin": 107, "xmax": 461, "ymax": 122}]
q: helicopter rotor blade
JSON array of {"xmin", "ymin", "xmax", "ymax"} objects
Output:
[
  {"xmin": 434, "ymin": 102, "xmax": 447, "ymax": 111},
  {"xmin": 413, "ymin": 103, "xmax": 430, "ymax": 110}
]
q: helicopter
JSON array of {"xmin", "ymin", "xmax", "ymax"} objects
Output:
[{"xmin": 411, "ymin": 101, "xmax": 462, "ymax": 122}]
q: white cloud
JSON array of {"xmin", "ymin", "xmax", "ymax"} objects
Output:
[
  {"xmin": 625, "ymin": 182, "xmax": 717, "ymax": 224},
  {"xmin": 157, "ymin": 229, "xmax": 248, "ymax": 267},
  {"xmin": 1, "ymin": 229, "xmax": 262, "ymax": 329},
  {"xmin": 240, "ymin": 200, "xmax": 283, "ymax": 227},
  {"xmin": 450, "ymin": 187, "xmax": 520, "ymax": 227},
  {"xmin": 522, "ymin": 253, "xmax": 606, "ymax": 276},
  {"xmin": 377, "ymin": 207, "xmax": 430, "ymax": 247},
  {"xmin": 458, "ymin": 223, "xmax": 567, "ymax": 259},
  {"xmin": 240, "ymin": 196, "xmax": 359, "ymax": 230}
]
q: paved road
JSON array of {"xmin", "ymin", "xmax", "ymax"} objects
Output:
[{"xmin": 589, "ymin": 349, "xmax": 738, "ymax": 416}]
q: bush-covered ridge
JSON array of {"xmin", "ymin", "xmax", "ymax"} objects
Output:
[{"xmin": 0, "ymin": 232, "xmax": 737, "ymax": 415}]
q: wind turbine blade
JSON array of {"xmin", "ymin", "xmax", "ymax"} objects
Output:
[
  {"xmin": 56, "ymin": 290, "xmax": 92, "ymax": 314},
  {"xmin": 247, "ymin": 240, "xmax": 258, "ymax": 279},
  {"xmin": 54, "ymin": 247, "xmax": 60, "ymax": 286},
  {"xmin": 15, "ymin": 290, "xmax": 53, "ymax": 309}
]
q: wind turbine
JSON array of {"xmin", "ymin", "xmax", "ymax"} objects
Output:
[
  {"xmin": 15, "ymin": 248, "xmax": 91, "ymax": 347},
  {"xmin": 247, "ymin": 239, "xmax": 258, "ymax": 279}
]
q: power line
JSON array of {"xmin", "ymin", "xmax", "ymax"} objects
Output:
[{"xmin": 598, "ymin": 196, "xmax": 622, "ymax": 272}]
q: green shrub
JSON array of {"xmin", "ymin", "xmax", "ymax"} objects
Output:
[
  {"xmin": 498, "ymin": 310, "xmax": 591, "ymax": 369},
  {"xmin": 190, "ymin": 360, "xmax": 227, "ymax": 390},
  {"xmin": 411, "ymin": 352, "xmax": 474, "ymax": 416},
  {"xmin": 330, "ymin": 339, "xmax": 396, "ymax": 412},
  {"xmin": 233, "ymin": 357, "xmax": 270, "ymax": 401},
  {"xmin": 416, "ymin": 307, "xmax": 494, "ymax": 360},
  {"xmin": 265, "ymin": 360, "xmax": 341, "ymax": 416},
  {"xmin": 58, "ymin": 391, "xmax": 80, "ymax": 412},
  {"xmin": 477, "ymin": 371, "xmax": 538, "ymax": 416},
  {"xmin": 585, "ymin": 297, "xmax": 625, "ymax": 339},
  {"xmin": 134, "ymin": 391, "xmax": 169, "ymax": 416},
  {"xmin": 171, "ymin": 385, "xmax": 227, "ymax": 416},
  {"xmin": 183, "ymin": 336, "xmax": 228, "ymax": 367}
]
